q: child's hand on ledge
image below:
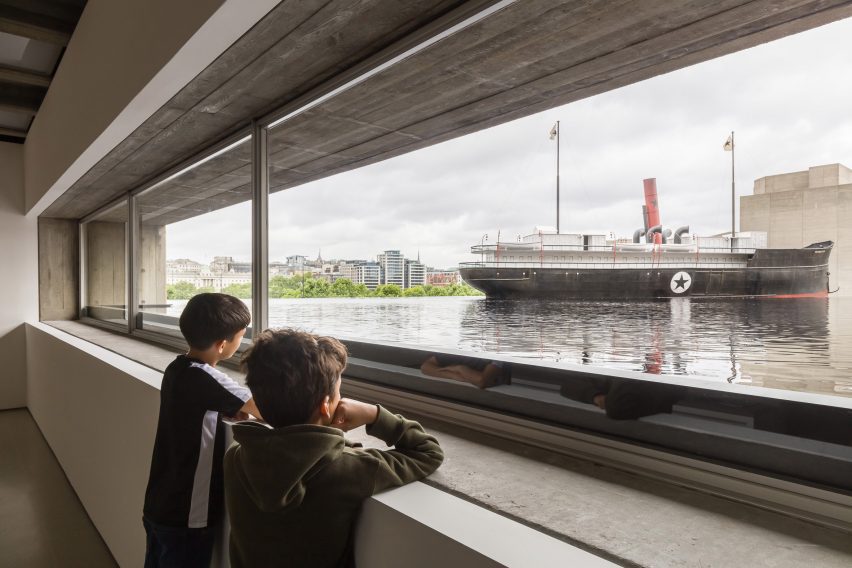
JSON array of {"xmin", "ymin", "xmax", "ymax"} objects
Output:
[
  {"xmin": 224, "ymin": 410, "xmax": 264, "ymax": 423},
  {"xmin": 331, "ymin": 398, "xmax": 379, "ymax": 431}
]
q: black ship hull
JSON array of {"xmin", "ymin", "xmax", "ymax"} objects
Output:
[{"xmin": 460, "ymin": 245, "xmax": 832, "ymax": 300}]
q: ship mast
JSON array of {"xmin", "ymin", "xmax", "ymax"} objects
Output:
[
  {"xmin": 550, "ymin": 121, "xmax": 560, "ymax": 233},
  {"xmin": 730, "ymin": 130, "xmax": 736, "ymax": 239},
  {"xmin": 723, "ymin": 130, "xmax": 736, "ymax": 240}
]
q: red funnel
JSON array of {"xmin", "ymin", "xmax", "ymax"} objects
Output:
[{"xmin": 643, "ymin": 178, "xmax": 661, "ymax": 243}]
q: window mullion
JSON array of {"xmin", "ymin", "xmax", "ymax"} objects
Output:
[
  {"xmin": 128, "ymin": 194, "xmax": 139, "ymax": 333},
  {"xmin": 251, "ymin": 122, "xmax": 269, "ymax": 335}
]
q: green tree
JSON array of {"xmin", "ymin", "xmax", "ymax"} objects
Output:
[
  {"xmin": 374, "ymin": 283, "xmax": 402, "ymax": 297},
  {"xmin": 402, "ymin": 285, "xmax": 427, "ymax": 297},
  {"xmin": 221, "ymin": 282, "xmax": 252, "ymax": 299},
  {"xmin": 167, "ymin": 281, "xmax": 198, "ymax": 300},
  {"xmin": 442, "ymin": 282, "xmax": 483, "ymax": 296},
  {"xmin": 272, "ymin": 274, "xmax": 304, "ymax": 295},
  {"xmin": 329, "ymin": 278, "xmax": 372, "ymax": 297},
  {"xmin": 302, "ymin": 276, "xmax": 332, "ymax": 297}
]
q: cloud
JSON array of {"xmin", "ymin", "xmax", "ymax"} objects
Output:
[{"xmin": 165, "ymin": 17, "xmax": 852, "ymax": 269}]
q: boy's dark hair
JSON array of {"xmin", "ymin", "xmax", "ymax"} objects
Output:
[
  {"xmin": 243, "ymin": 329, "xmax": 347, "ymax": 428},
  {"xmin": 179, "ymin": 293, "xmax": 251, "ymax": 350}
]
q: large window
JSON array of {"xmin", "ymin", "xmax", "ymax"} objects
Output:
[
  {"xmin": 134, "ymin": 136, "xmax": 254, "ymax": 339},
  {"xmin": 72, "ymin": 9, "xmax": 852, "ymax": 504}
]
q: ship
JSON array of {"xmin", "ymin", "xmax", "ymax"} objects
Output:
[{"xmin": 459, "ymin": 179, "xmax": 833, "ymax": 300}]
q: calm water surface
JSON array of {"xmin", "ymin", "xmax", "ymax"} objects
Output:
[{"xmin": 169, "ymin": 297, "xmax": 852, "ymax": 397}]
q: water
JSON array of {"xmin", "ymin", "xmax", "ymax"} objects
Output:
[{"xmin": 165, "ymin": 297, "xmax": 852, "ymax": 398}]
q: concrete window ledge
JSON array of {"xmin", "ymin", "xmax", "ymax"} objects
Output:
[
  {"xmin": 356, "ymin": 482, "xmax": 615, "ymax": 568},
  {"xmin": 34, "ymin": 321, "xmax": 852, "ymax": 568}
]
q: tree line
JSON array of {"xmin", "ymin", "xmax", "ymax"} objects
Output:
[{"xmin": 166, "ymin": 274, "xmax": 483, "ymax": 300}]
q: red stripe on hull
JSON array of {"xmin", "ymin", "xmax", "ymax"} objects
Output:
[{"xmin": 762, "ymin": 291, "xmax": 828, "ymax": 299}]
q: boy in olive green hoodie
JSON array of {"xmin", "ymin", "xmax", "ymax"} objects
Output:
[{"xmin": 224, "ymin": 328, "xmax": 443, "ymax": 568}]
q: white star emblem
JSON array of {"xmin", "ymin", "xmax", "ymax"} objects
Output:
[{"xmin": 670, "ymin": 271, "xmax": 692, "ymax": 294}]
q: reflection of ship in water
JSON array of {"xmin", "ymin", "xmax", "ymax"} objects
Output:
[
  {"xmin": 459, "ymin": 179, "xmax": 833, "ymax": 299},
  {"xmin": 457, "ymin": 297, "xmax": 840, "ymax": 396}
]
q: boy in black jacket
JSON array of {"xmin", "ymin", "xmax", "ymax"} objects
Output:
[{"xmin": 143, "ymin": 293, "xmax": 262, "ymax": 568}]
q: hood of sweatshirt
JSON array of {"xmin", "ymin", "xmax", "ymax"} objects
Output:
[{"xmin": 229, "ymin": 421, "xmax": 346, "ymax": 513}]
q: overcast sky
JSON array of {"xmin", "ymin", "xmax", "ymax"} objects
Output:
[{"xmin": 168, "ymin": 17, "xmax": 852, "ymax": 269}]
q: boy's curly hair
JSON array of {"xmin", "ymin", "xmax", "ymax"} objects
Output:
[{"xmin": 242, "ymin": 328, "xmax": 347, "ymax": 427}]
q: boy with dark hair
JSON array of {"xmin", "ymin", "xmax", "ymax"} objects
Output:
[
  {"xmin": 143, "ymin": 293, "xmax": 263, "ymax": 568},
  {"xmin": 225, "ymin": 328, "xmax": 443, "ymax": 568}
]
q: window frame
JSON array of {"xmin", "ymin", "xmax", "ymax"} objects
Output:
[{"xmin": 79, "ymin": 194, "xmax": 132, "ymax": 332}]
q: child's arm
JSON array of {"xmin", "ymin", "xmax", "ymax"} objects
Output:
[
  {"xmin": 333, "ymin": 398, "xmax": 443, "ymax": 493},
  {"xmin": 238, "ymin": 398, "xmax": 264, "ymax": 421}
]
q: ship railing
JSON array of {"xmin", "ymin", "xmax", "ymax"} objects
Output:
[
  {"xmin": 469, "ymin": 243, "xmax": 758, "ymax": 254},
  {"xmin": 458, "ymin": 260, "xmax": 749, "ymax": 269}
]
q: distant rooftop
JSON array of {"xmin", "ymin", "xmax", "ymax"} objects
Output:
[{"xmin": 754, "ymin": 163, "xmax": 852, "ymax": 194}]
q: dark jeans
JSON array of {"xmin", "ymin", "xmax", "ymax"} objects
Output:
[{"xmin": 143, "ymin": 517, "xmax": 215, "ymax": 568}]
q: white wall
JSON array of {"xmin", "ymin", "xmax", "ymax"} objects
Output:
[
  {"xmin": 26, "ymin": 323, "xmax": 161, "ymax": 567},
  {"xmin": 0, "ymin": 142, "xmax": 37, "ymax": 409},
  {"xmin": 24, "ymin": 0, "xmax": 281, "ymax": 216}
]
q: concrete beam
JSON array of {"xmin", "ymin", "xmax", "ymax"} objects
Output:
[
  {"xmin": 0, "ymin": 126, "xmax": 26, "ymax": 138},
  {"xmin": 0, "ymin": 7, "xmax": 73, "ymax": 46},
  {"xmin": 0, "ymin": 65, "xmax": 51, "ymax": 88},
  {"xmin": 0, "ymin": 101, "xmax": 37, "ymax": 116}
]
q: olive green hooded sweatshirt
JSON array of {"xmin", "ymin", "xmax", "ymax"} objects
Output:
[{"xmin": 224, "ymin": 405, "xmax": 443, "ymax": 568}]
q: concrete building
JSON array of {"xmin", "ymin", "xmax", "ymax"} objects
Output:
[
  {"xmin": 741, "ymin": 163, "xmax": 852, "ymax": 296},
  {"xmin": 269, "ymin": 261, "xmax": 289, "ymax": 275},
  {"xmin": 377, "ymin": 250, "xmax": 405, "ymax": 287},
  {"xmin": 167, "ymin": 258, "xmax": 203, "ymax": 273},
  {"xmin": 286, "ymin": 254, "xmax": 308, "ymax": 269},
  {"xmin": 340, "ymin": 260, "xmax": 381, "ymax": 290},
  {"xmin": 427, "ymin": 270, "xmax": 462, "ymax": 287},
  {"xmin": 165, "ymin": 269, "xmax": 251, "ymax": 292},
  {"xmin": 404, "ymin": 258, "xmax": 427, "ymax": 288},
  {"xmin": 210, "ymin": 256, "xmax": 251, "ymax": 274}
]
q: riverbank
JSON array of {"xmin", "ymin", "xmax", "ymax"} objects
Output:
[{"xmin": 166, "ymin": 275, "xmax": 483, "ymax": 299}]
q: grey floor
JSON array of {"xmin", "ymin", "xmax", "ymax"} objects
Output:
[{"xmin": 0, "ymin": 408, "xmax": 117, "ymax": 567}]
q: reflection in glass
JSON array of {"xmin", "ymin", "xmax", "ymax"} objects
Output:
[
  {"xmin": 419, "ymin": 353, "xmax": 512, "ymax": 389},
  {"xmin": 83, "ymin": 201, "xmax": 128, "ymax": 324},
  {"xmin": 135, "ymin": 137, "xmax": 253, "ymax": 336},
  {"xmin": 344, "ymin": 338, "xmax": 852, "ymax": 491}
]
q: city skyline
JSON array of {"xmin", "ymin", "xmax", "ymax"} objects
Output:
[
  {"xmin": 165, "ymin": 248, "xmax": 451, "ymax": 293},
  {"xmin": 165, "ymin": 248, "xmax": 445, "ymax": 271},
  {"xmin": 164, "ymin": 17, "xmax": 852, "ymax": 269}
]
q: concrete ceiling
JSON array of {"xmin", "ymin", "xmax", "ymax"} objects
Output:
[
  {"xmin": 0, "ymin": 0, "xmax": 86, "ymax": 143},
  {"xmin": 45, "ymin": 0, "xmax": 852, "ymax": 224}
]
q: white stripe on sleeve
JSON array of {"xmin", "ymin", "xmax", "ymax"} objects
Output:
[{"xmin": 190, "ymin": 362, "xmax": 251, "ymax": 403}]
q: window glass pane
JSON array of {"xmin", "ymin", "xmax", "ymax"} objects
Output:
[
  {"xmin": 265, "ymin": 127, "xmax": 481, "ymax": 347},
  {"xmin": 83, "ymin": 201, "xmax": 128, "ymax": 324},
  {"xmin": 135, "ymin": 137, "xmax": 253, "ymax": 339}
]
